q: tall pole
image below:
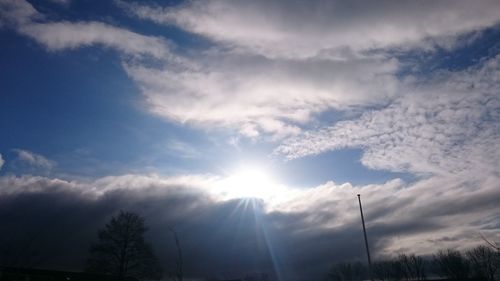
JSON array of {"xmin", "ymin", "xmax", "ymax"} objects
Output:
[{"xmin": 357, "ymin": 194, "xmax": 373, "ymax": 281}]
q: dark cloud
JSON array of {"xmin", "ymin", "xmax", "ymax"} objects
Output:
[
  {"xmin": 0, "ymin": 176, "xmax": 426, "ymax": 281},
  {"xmin": 1, "ymin": 168, "xmax": 499, "ymax": 281}
]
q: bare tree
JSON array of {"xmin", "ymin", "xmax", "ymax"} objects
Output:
[
  {"xmin": 433, "ymin": 249, "xmax": 469, "ymax": 280},
  {"xmin": 351, "ymin": 261, "xmax": 367, "ymax": 281},
  {"xmin": 466, "ymin": 245, "xmax": 499, "ymax": 281},
  {"xmin": 372, "ymin": 261, "xmax": 391, "ymax": 281},
  {"xmin": 328, "ymin": 261, "xmax": 366, "ymax": 281},
  {"xmin": 373, "ymin": 260, "xmax": 403, "ymax": 281},
  {"xmin": 329, "ymin": 262, "xmax": 352, "ymax": 281},
  {"xmin": 397, "ymin": 254, "xmax": 426, "ymax": 281},
  {"xmin": 373, "ymin": 254, "xmax": 424, "ymax": 281},
  {"xmin": 85, "ymin": 211, "xmax": 162, "ymax": 280}
]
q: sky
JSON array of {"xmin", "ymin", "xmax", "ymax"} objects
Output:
[{"xmin": 1, "ymin": 0, "xmax": 500, "ymax": 280}]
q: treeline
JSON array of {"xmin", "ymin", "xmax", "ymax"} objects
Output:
[{"xmin": 327, "ymin": 245, "xmax": 500, "ymax": 281}]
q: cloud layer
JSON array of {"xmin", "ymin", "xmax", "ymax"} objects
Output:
[
  {"xmin": 118, "ymin": 0, "xmax": 500, "ymax": 58},
  {"xmin": 1, "ymin": 173, "xmax": 499, "ymax": 280},
  {"xmin": 277, "ymin": 54, "xmax": 500, "ymax": 178},
  {"xmin": 123, "ymin": 53, "xmax": 400, "ymax": 137},
  {"xmin": 3, "ymin": 0, "xmax": 500, "ymax": 137},
  {"xmin": 117, "ymin": 0, "xmax": 500, "ymax": 137}
]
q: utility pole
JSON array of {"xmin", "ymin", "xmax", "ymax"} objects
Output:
[{"xmin": 357, "ymin": 194, "xmax": 373, "ymax": 281}]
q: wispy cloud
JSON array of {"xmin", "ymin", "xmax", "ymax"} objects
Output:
[
  {"xmin": 12, "ymin": 149, "xmax": 56, "ymax": 170},
  {"xmin": 164, "ymin": 139, "xmax": 200, "ymax": 159},
  {"xmin": 0, "ymin": 0, "xmax": 40, "ymax": 26},
  {"xmin": 0, "ymin": 153, "xmax": 4, "ymax": 170},
  {"xmin": 3, "ymin": 0, "xmax": 500, "ymax": 138},
  {"xmin": 117, "ymin": 0, "xmax": 500, "ymax": 58},
  {"xmin": 123, "ymin": 53, "xmax": 400, "ymax": 137},
  {"xmin": 117, "ymin": 0, "xmax": 500, "ymax": 138},
  {"xmin": 20, "ymin": 22, "xmax": 171, "ymax": 59},
  {"xmin": 276, "ymin": 54, "xmax": 500, "ymax": 179},
  {"xmin": 0, "ymin": 0, "xmax": 171, "ymax": 59}
]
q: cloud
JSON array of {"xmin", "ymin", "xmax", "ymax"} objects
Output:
[
  {"xmin": 0, "ymin": 0, "xmax": 40, "ymax": 26},
  {"xmin": 12, "ymin": 149, "xmax": 56, "ymax": 170},
  {"xmin": 117, "ymin": 0, "xmax": 500, "ymax": 58},
  {"xmin": 277, "ymin": 54, "xmax": 500, "ymax": 178},
  {"xmin": 1, "ymin": 173, "xmax": 499, "ymax": 280},
  {"xmin": 1, "ymin": 2, "xmax": 498, "ymax": 280},
  {"xmin": 4, "ymin": 0, "xmax": 500, "ymax": 139},
  {"xmin": 282, "ymin": 175, "xmax": 500, "ymax": 256},
  {"xmin": 0, "ymin": 0, "xmax": 171, "ymax": 59},
  {"xmin": 123, "ymin": 53, "xmax": 400, "ymax": 137},
  {"xmin": 268, "ymin": 53, "xmax": 500, "ymax": 264},
  {"xmin": 19, "ymin": 21, "xmax": 171, "ymax": 59},
  {"xmin": 164, "ymin": 139, "xmax": 201, "ymax": 159},
  {"xmin": 0, "ymin": 154, "xmax": 4, "ymax": 170},
  {"xmin": 115, "ymin": 0, "xmax": 500, "ymax": 138}
]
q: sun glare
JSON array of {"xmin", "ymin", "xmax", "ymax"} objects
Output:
[{"xmin": 219, "ymin": 167, "xmax": 285, "ymax": 200}]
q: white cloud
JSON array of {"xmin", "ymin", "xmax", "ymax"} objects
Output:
[
  {"xmin": 0, "ymin": 0, "xmax": 172, "ymax": 59},
  {"xmin": 124, "ymin": 53, "xmax": 400, "ymax": 137},
  {"xmin": 0, "ymin": 0, "xmax": 40, "ymax": 26},
  {"xmin": 0, "ymin": 171, "xmax": 289, "ymax": 203},
  {"xmin": 117, "ymin": 0, "xmax": 500, "ymax": 58},
  {"xmin": 0, "ymin": 173, "xmax": 218, "ymax": 198},
  {"xmin": 19, "ymin": 21, "xmax": 171, "ymax": 59},
  {"xmin": 115, "ymin": 0, "xmax": 500, "ymax": 138},
  {"xmin": 273, "ymin": 174, "xmax": 500, "ymax": 256},
  {"xmin": 0, "ymin": 153, "xmax": 4, "ymax": 170},
  {"xmin": 277, "ymin": 54, "xmax": 500, "ymax": 180},
  {"xmin": 4, "ymin": 0, "xmax": 500, "ymax": 139},
  {"xmin": 269, "ymin": 52, "xmax": 500, "ymax": 255},
  {"xmin": 0, "ymin": 174, "xmax": 77, "ymax": 195},
  {"xmin": 13, "ymin": 149, "xmax": 56, "ymax": 170},
  {"xmin": 91, "ymin": 173, "xmax": 218, "ymax": 196}
]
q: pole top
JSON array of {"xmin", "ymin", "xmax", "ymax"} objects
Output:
[{"xmin": 357, "ymin": 194, "xmax": 360, "ymax": 197}]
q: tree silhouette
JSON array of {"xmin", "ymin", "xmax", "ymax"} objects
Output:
[
  {"xmin": 85, "ymin": 211, "xmax": 162, "ymax": 280},
  {"xmin": 370, "ymin": 254, "xmax": 425, "ymax": 281},
  {"xmin": 328, "ymin": 261, "xmax": 366, "ymax": 281},
  {"xmin": 433, "ymin": 249, "xmax": 470, "ymax": 280},
  {"xmin": 466, "ymin": 245, "xmax": 499, "ymax": 281},
  {"xmin": 397, "ymin": 254, "xmax": 426, "ymax": 281},
  {"xmin": 372, "ymin": 260, "xmax": 403, "ymax": 281}
]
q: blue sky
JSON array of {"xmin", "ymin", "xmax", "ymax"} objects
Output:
[
  {"xmin": 1, "ymin": 1, "xmax": 500, "ymax": 280},
  {"xmin": 0, "ymin": 13, "xmax": 410, "ymax": 186}
]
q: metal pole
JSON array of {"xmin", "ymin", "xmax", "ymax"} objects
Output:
[{"xmin": 357, "ymin": 194, "xmax": 373, "ymax": 281}]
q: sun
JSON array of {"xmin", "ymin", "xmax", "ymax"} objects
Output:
[{"xmin": 218, "ymin": 167, "xmax": 285, "ymax": 200}]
